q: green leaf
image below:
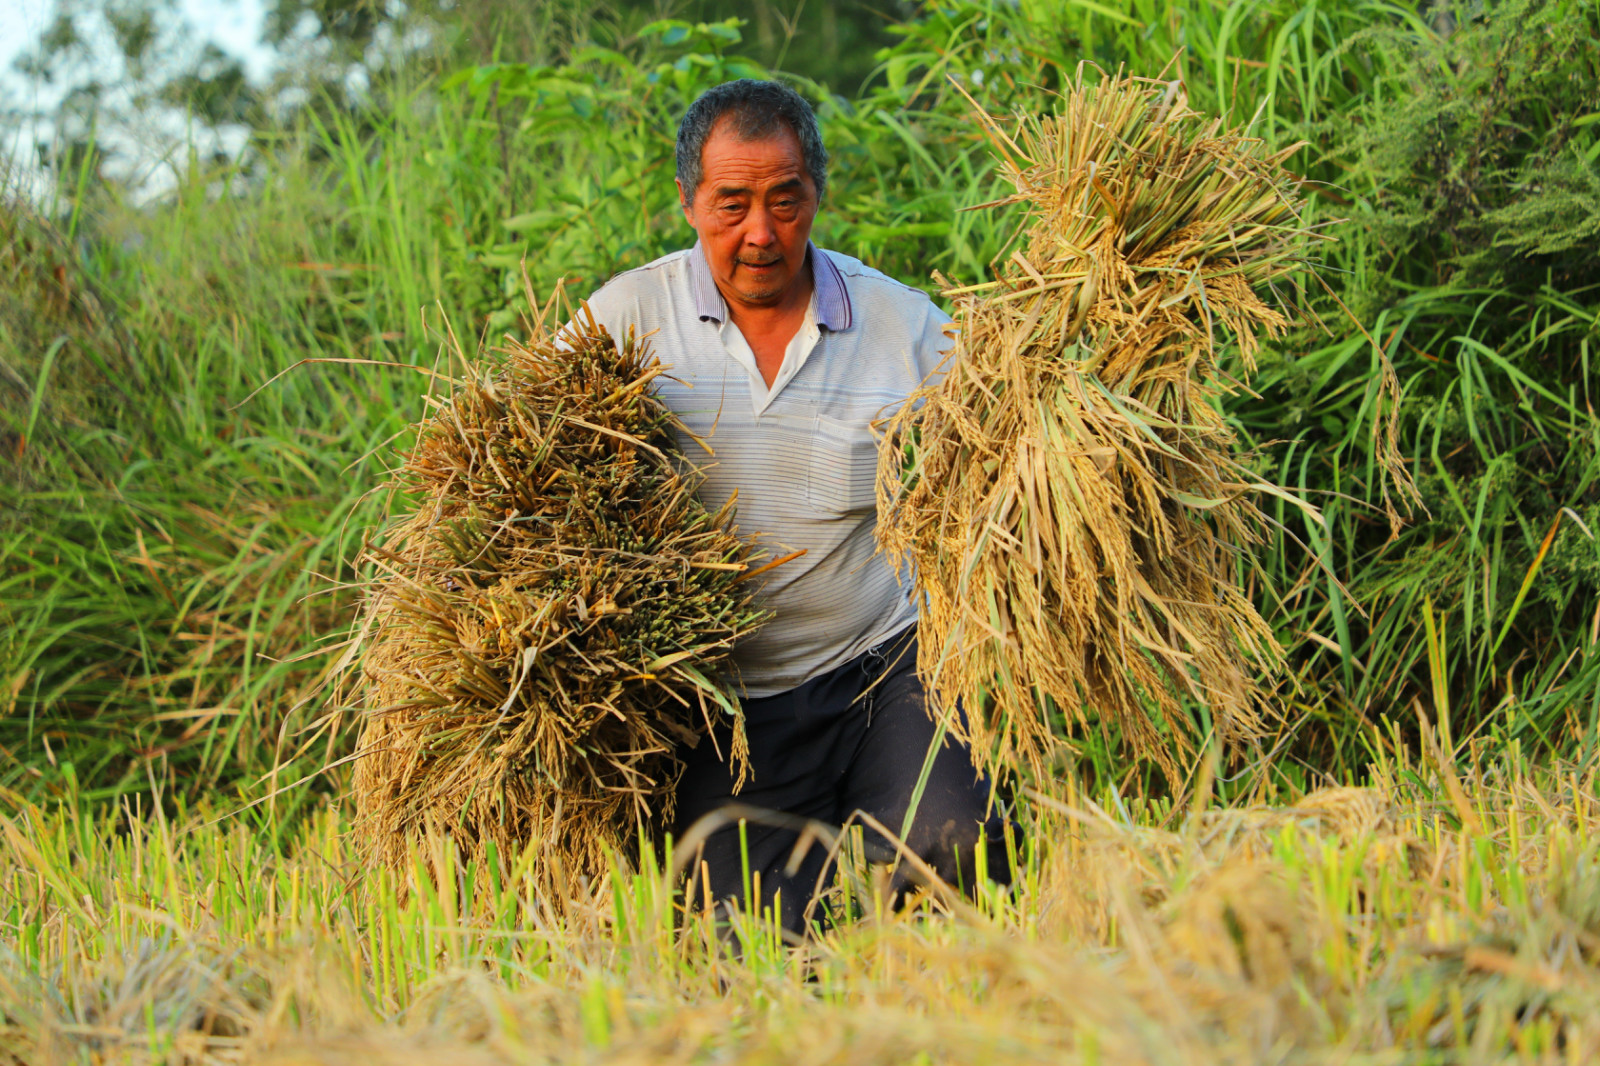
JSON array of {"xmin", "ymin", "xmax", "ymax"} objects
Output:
[
  {"xmin": 854, "ymin": 221, "xmax": 950, "ymax": 241},
  {"xmin": 638, "ymin": 19, "xmax": 686, "ymax": 39},
  {"xmin": 702, "ymin": 20, "xmax": 743, "ymax": 43},
  {"xmin": 502, "ymin": 209, "xmax": 573, "ymax": 234},
  {"xmin": 567, "ymin": 47, "xmax": 634, "ymax": 70},
  {"xmin": 886, "ymin": 54, "xmax": 917, "ymax": 93}
]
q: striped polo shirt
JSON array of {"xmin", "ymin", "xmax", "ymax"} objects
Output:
[{"xmin": 583, "ymin": 241, "xmax": 953, "ymax": 697}]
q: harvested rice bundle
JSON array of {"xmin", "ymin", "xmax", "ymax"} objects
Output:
[
  {"xmin": 877, "ymin": 70, "xmax": 1319, "ymax": 785},
  {"xmin": 352, "ymin": 294, "xmax": 766, "ymax": 884}
]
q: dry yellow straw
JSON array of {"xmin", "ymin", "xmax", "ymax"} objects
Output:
[
  {"xmin": 877, "ymin": 69, "xmax": 1325, "ymax": 786},
  {"xmin": 350, "ymin": 287, "xmax": 766, "ymax": 886}
]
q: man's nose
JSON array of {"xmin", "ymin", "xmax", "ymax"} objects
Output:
[{"xmin": 742, "ymin": 206, "xmax": 777, "ymax": 247}]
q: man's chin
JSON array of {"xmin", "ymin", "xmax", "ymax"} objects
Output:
[{"xmin": 731, "ymin": 280, "xmax": 789, "ymax": 305}]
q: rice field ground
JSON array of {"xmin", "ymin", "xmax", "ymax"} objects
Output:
[{"xmin": 8, "ymin": 740, "xmax": 1600, "ymax": 1064}]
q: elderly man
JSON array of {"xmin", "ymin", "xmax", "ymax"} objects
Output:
[{"xmin": 583, "ymin": 79, "xmax": 1008, "ymax": 934}]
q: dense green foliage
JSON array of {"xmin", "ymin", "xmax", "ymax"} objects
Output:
[
  {"xmin": 1296, "ymin": 0, "xmax": 1600, "ymax": 758},
  {"xmin": 2, "ymin": 0, "xmax": 1597, "ymax": 803}
]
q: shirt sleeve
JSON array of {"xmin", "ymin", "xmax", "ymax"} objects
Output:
[
  {"xmin": 914, "ymin": 298, "xmax": 957, "ymax": 390},
  {"xmin": 557, "ymin": 282, "xmax": 629, "ymax": 351}
]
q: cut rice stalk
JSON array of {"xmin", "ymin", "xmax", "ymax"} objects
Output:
[
  {"xmin": 877, "ymin": 69, "xmax": 1326, "ymax": 785},
  {"xmin": 350, "ymin": 287, "xmax": 767, "ymax": 888}
]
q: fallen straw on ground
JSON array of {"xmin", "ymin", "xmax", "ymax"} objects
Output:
[
  {"xmin": 8, "ymin": 745, "xmax": 1600, "ymax": 1064},
  {"xmin": 877, "ymin": 70, "xmax": 1327, "ymax": 784},
  {"xmin": 349, "ymin": 288, "xmax": 767, "ymax": 887}
]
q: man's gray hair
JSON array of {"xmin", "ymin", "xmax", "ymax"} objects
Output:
[{"xmin": 676, "ymin": 79, "xmax": 828, "ymax": 207}]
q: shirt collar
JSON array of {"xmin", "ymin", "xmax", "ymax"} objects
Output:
[{"xmin": 688, "ymin": 240, "xmax": 853, "ymax": 332}]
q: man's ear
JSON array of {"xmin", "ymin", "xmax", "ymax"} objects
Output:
[{"xmin": 675, "ymin": 178, "xmax": 693, "ymax": 227}]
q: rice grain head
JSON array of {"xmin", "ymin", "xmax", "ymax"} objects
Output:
[
  {"xmin": 877, "ymin": 68, "xmax": 1327, "ymax": 787},
  {"xmin": 348, "ymin": 291, "xmax": 766, "ymax": 891}
]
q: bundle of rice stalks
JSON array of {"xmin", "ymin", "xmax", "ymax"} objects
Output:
[
  {"xmin": 877, "ymin": 69, "xmax": 1322, "ymax": 786},
  {"xmin": 351, "ymin": 293, "xmax": 767, "ymax": 885}
]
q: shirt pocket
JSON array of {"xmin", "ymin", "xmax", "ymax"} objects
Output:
[{"xmin": 805, "ymin": 414, "xmax": 880, "ymax": 515}]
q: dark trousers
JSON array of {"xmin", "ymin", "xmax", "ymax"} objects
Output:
[{"xmin": 672, "ymin": 625, "xmax": 1011, "ymax": 934}]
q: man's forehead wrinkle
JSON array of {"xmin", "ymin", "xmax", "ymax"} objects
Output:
[
  {"xmin": 703, "ymin": 164, "xmax": 810, "ymax": 201},
  {"xmin": 710, "ymin": 175, "xmax": 806, "ymax": 198},
  {"xmin": 703, "ymin": 154, "xmax": 805, "ymax": 176},
  {"xmin": 698, "ymin": 128, "xmax": 808, "ymax": 184}
]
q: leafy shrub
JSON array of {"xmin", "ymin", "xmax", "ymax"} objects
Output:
[{"xmin": 1296, "ymin": 0, "xmax": 1600, "ymax": 749}]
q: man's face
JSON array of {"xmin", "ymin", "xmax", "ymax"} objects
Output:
[{"xmin": 678, "ymin": 117, "xmax": 819, "ymax": 310}]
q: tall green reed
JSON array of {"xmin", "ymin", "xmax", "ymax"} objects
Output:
[{"xmin": 4, "ymin": 0, "xmax": 1596, "ymax": 804}]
